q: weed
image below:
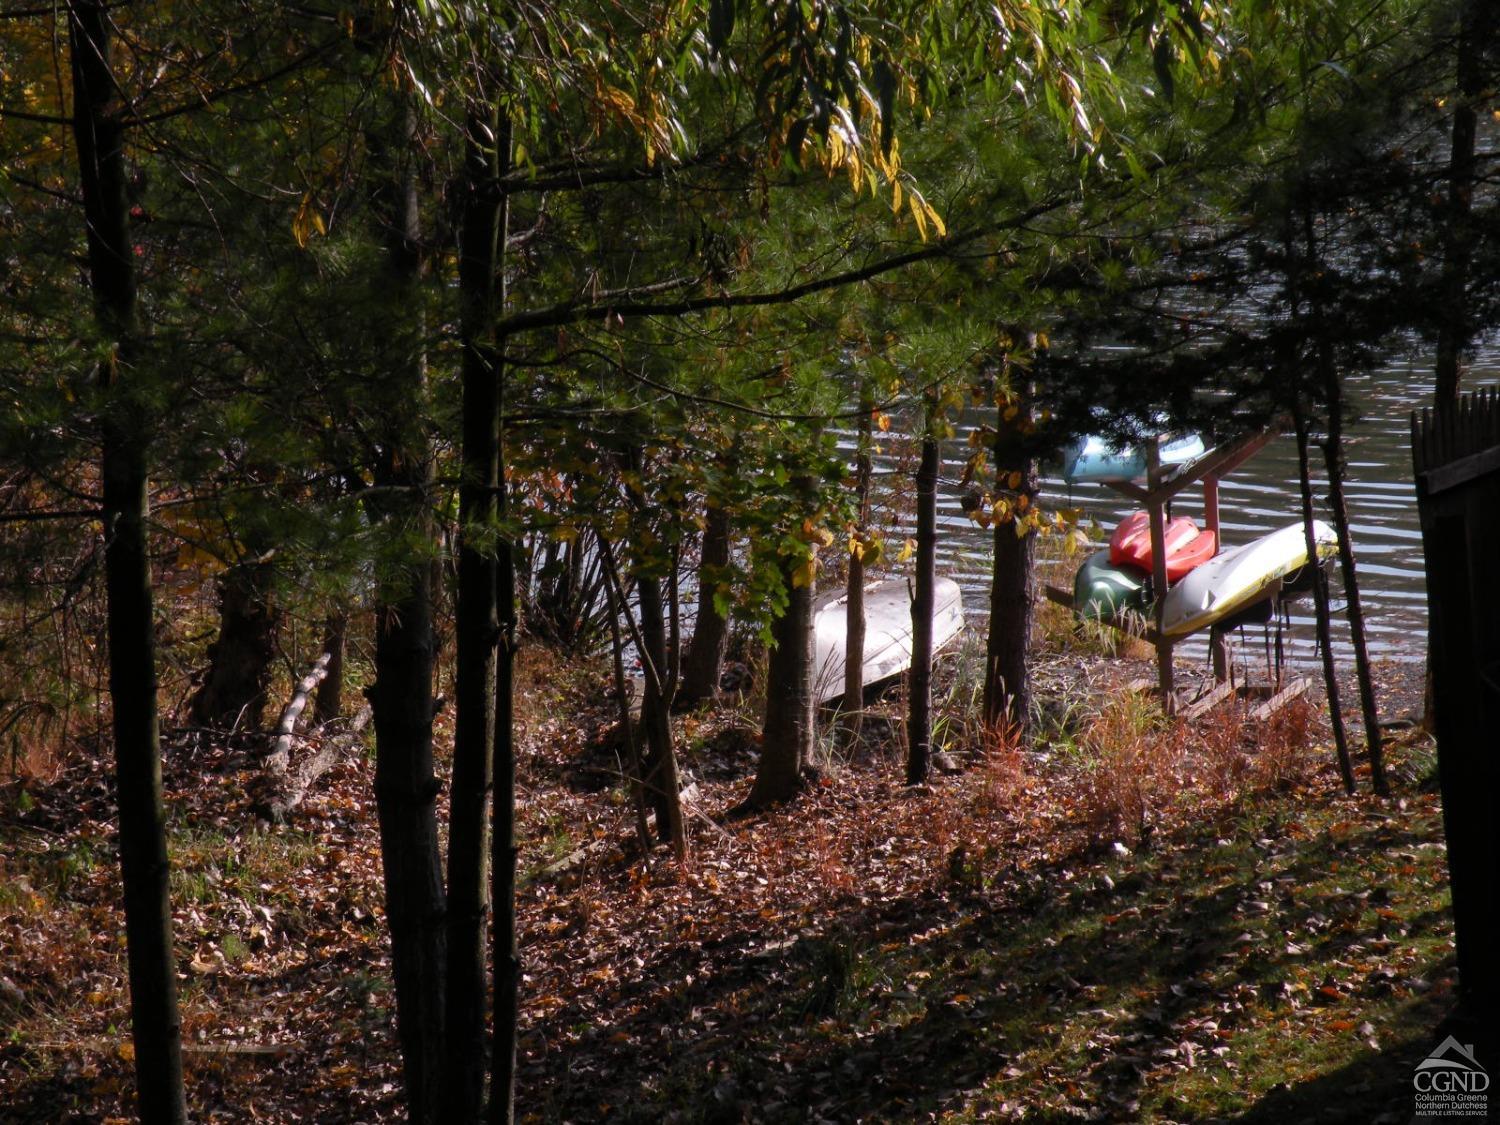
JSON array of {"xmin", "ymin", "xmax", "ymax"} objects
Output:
[
  {"xmin": 220, "ymin": 933, "xmax": 249, "ymax": 965},
  {"xmin": 46, "ymin": 842, "xmax": 97, "ymax": 899},
  {"xmin": 969, "ymin": 721, "xmax": 1028, "ymax": 820},
  {"xmin": 1067, "ymin": 693, "xmax": 1182, "ymax": 844},
  {"xmin": 795, "ymin": 931, "xmax": 883, "ymax": 1022},
  {"xmin": 1248, "ymin": 695, "xmax": 1318, "ymax": 790},
  {"xmin": 340, "ymin": 971, "xmax": 381, "ymax": 1009}
]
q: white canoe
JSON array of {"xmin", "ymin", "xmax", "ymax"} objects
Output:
[
  {"xmin": 811, "ymin": 576, "xmax": 965, "ymax": 704},
  {"xmin": 1160, "ymin": 520, "xmax": 1338, "ymax": 638}
]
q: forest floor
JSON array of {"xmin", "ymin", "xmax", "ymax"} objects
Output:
[{"xmin": 0, "ymin": 631, "xmax": 1471, "ymax": 1124}]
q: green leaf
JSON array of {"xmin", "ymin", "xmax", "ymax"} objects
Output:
[
  {"xmin": 873, "ymin": 58, "xmax": 896, "ymax": 158},
  {"xmin": 708, "ymin": 0, "xmax": 735, "ymax": 56},
  {"xmin": 1153, "ymin": 37, "xmax": 1176, "ymax": 103}
]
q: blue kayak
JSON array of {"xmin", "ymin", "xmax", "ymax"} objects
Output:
[{"xmin": 1062, "ymin": 432, "xmax": 1207, "ymax": 485}]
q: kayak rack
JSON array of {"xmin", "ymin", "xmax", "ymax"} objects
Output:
[{"xmin": 1059, "ymin": 427, "xmax": 1278, "ymax": 715}]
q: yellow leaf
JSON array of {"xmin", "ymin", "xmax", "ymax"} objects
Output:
[
  {"xmin": 117, "ymin": 1041, "xmax": 135, "ymax": 1062},
  {"xmin": 926, "ymin": 200, "xmax": 947, "ymax": 238},
  {"xmin": 291, "ymin": 192, "xmax": 322, "ymax": 249},
  {"xmin": 875, "ymin": 412, "xmax": 891, "ymax": 432},
  {"xmin": 896, "ymin": 537, "xmax": 915, "ymax": 563},
  {"xmin": 909, "ymin": 193, "xmax": 928, "ymax": 241},
  {"xmin": 791, "ymin": 556, "xmax": 817, "ymax": 589}
]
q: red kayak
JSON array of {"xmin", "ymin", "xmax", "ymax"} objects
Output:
[{"xmin": 1109, "ymin": 511, "xmax": 1217, "ymax": 583}]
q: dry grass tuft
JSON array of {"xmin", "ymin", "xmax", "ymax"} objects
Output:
[
  {"xmin": 970, "ymin": 719, "xmax": 1030, "ymax": 820},
  {"xmin": 1071, "ymin": 693, "xmax": 1182, "ymax": 843}
]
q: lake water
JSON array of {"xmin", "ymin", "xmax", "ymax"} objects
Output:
[{"xmin": 873, "ymin": 356, "xmax": 1500, "ymax": 668}]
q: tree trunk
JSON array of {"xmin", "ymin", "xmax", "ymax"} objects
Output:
[
  {"xmin": 984, "ymin": 389, "xmax": 1038, "ymax": 738},
  {"xmin": 606, "ymin": 577, "xmax": 653, "ymax": 855},
  {"xmin": 189, "ymin": 557, "xmax": 277, "ymax": 730},
  {"xmin": 746, "ymin": 555, "xmax": 814, "ymax": 807},
  {"xmin": 313, "ymin": 609, "xmax": 348, "ymax": 726},
  {"xmin": 907, "ymin": 424, "xmax": 939, "ymax": 785},
  {"xmin": 366, "ymin": 96, "xmax": 447, "ymax": 1125},
  {"xmin": 490, "ymin": 456, "xmax": 520, "ymax": 1125},
  {"xmin": 69, "ymin": 3, "xmax": 187, "ymax": 1121},
  {"xmin": 1294, "ymin": 410, "xmax": 1356, "ymax": 795},
  {"xmin": 1434, "ymin": 0, "xmax": 1492, "ymax": 404},
  {"xmin": 838, "ymin": 386, "xmax": 873, "ymax": 746},
  {"xmin": 1320, "ymin": 417, "xmax": 1388, "ymax": 795},
  {"xmin": 1305, "ymin": 211, "xmax": 1387, "ymax": 796},
  {"xmin": 444, "ymin": 101, "xmax": 507, "ymax": 1124},
  {"xmin": 677, "ymin": 500, "xmax": 730, "ymax": 708},
  {"xmin": 636, "ymin": 569, "xmax": 688, "ymax": 854}
]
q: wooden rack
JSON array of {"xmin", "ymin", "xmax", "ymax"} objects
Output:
[{"xmin": 1045, "ymin": 427, "xmax": 1292, "ymax": 714}]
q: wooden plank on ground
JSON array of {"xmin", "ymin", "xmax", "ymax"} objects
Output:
[
  {"xmin": 1249, "ymin": 677, "xmax": 1310, "ymax": 722},
  {"xmin": 1180, "ymin": 680, "xmax": 1236, "ymax": 721}
]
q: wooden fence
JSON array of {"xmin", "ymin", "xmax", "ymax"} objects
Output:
[{"xmin": 1412, "ymin": 387, "xmax": 1500, "ymax": 1024}]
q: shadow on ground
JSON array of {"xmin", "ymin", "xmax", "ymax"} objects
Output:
[{"xmin": 521, "ymin": 795, "xmax": 1459, "ymax": 1123}]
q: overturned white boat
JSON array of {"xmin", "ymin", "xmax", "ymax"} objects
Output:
[{"xmin": 811, "ymin": 576, "xmax": 966, "ymax": 704}]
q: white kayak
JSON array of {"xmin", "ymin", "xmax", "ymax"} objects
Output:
[
  {"xmin": 811, "ymin": 576, "xmax": 965, "ymax": 704},
  {"xmin": 1160, "ymin": 520, "xmax": 1338, "ymax": 638}
]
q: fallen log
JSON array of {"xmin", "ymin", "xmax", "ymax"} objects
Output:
[
  {"xmin": 256, "ymin": 655, "xmax": 371, "ymax": 825},
  {"xmin": 257, "ymin": 703, "xmax": 373, "ymax": 825},
  {"xmin": 263, "ymin": 653, "xmax": 330, "ymax": 775}
]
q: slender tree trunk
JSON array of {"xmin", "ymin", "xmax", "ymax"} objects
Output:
[
  {"xmin": 69, "ymin": 4, "xmax": 187, "ymax": 1121},
  {"xmin": 907, "ymin": 423, "xmax": 939, "ymax": 785},
  {"xmin": 1434, "ymin": 0, "xmax": 1492, "ymax": 404},
  {"xmin": 313, "ymin": 609, "xmax": 348, "ymax": 726},
  {"xmin": 490, "ymin": 447, "xmax": 520, "ymax": 1125},
  {"xmin": 189, "ymin": 556, "xmax": 278, "ymax": 730},
  {"xmin": 1294, "ymin": 410, "xmax": 1356, "ymax": 795},
  {"xmin": 677, "ymin": 500, "xmax": 730, "ymax": 708},
  {"xmin": 984, "ymin": 388, "xmax": 1038, "ymax": 738},
  {"xmin": 1299, "ymin": 209, "xmax": 1387, "ymax": 794},
  {"xmin": 1320, "ymin": 418, "xmax": 1388, "ymax": 795},
  {"xmin": 838, "ymin": 386, "xmax": 873, "ymax": 745},
  {"xmin": 605, "ymin": 577, "xmax": 653, "ymax": 855},
  {"xmin": 746, "ymin": 554, "xmax": 814, "ymax": 807},
  {"xmin": 444, "ymin": 101, "xmax": 508, "ymax": 1124},
  {"xmin": 636, "ymin": 569, "xmax": 688, "ymax": 854},
  {"xmin": 366, "ymin": 96, "xmax": 447, "ymax": 1125}
]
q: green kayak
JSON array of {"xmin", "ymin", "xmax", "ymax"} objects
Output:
[{"xmin": 1073, "ymin": 549, "xmax": 1151, "ymax": 622}]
